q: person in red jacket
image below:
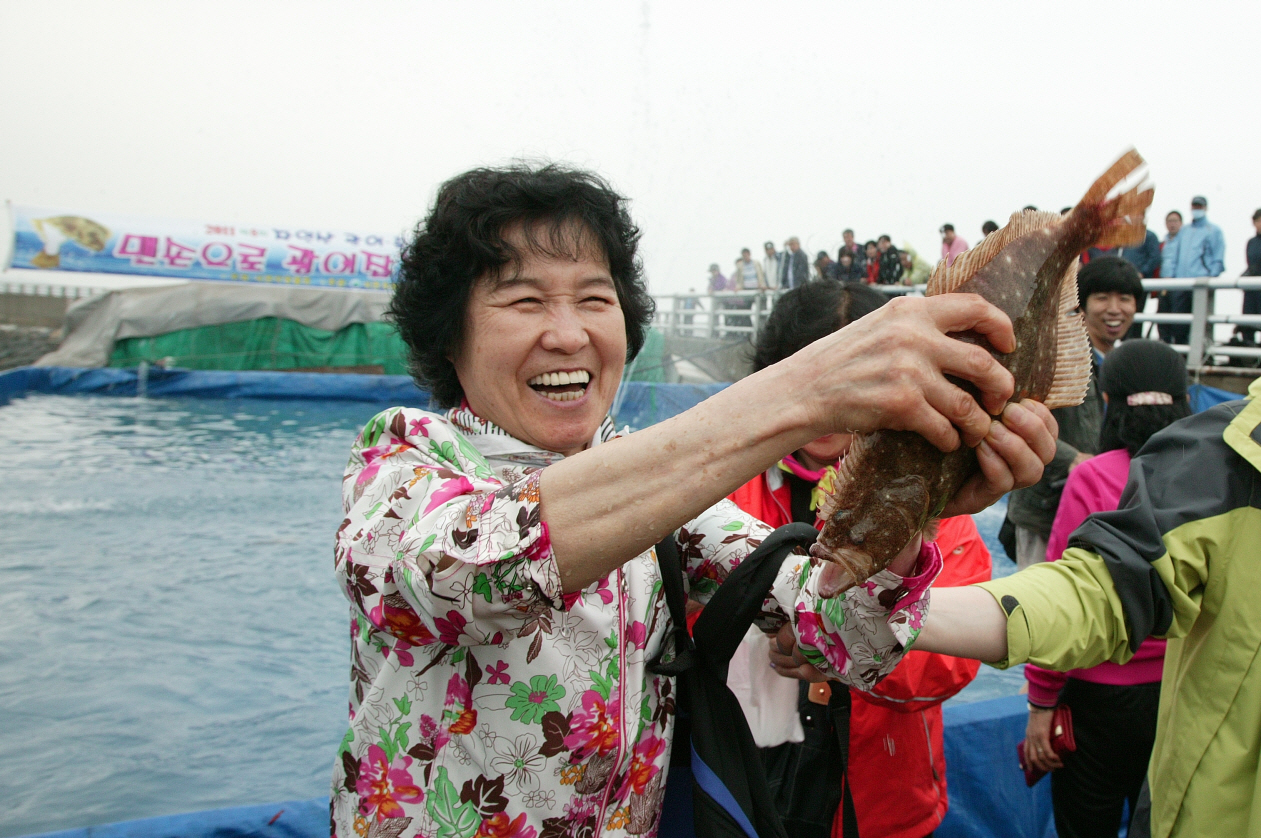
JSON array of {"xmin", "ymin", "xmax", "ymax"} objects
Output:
[{"xmin": 730, "ymin": 280, "xmax": 989, "ymax": 838}]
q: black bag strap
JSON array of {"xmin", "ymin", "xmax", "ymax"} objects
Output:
[{"xmin": 647, "ymin": 532, "xmax": 696, "ymax": 676}]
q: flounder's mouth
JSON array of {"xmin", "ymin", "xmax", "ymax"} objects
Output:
[{"xmin": 527, "ymin": 369, "xmax": 591, "ymax": 403}]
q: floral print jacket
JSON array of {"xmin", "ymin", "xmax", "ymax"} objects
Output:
[{"xmin": 330, "ymin": 406, "xmax": 941, "ymax": 838}]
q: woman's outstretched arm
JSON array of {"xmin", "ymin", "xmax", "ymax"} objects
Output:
[
  {"xmin": 912, "ymin": 586, "xmax": 1010, "ymax": 663},
  {"xmin": 542, "ymin": 294, "xmax": 1057, "ymax": 592}
]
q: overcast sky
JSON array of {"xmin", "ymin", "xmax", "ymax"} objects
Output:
[{"xmin": 2, "ymin": 0, "xmax": 1259, "ymax": 295}]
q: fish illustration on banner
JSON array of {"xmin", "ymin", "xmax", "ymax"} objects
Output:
[{"xmin": 5, "ymin": 204, "xmax": 403, "ymax": 290}]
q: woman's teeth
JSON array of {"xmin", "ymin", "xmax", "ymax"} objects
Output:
[
  {"xmin": 527, "ymin": 370, "xmax": 591, "ymax": 402},
  {"xmin": 527, "ymin": 371, "xmax": 590, "ymax": 387},
  {"xmin": 541, "ymin": 390, "xmax": 583, "ymax": 402}
]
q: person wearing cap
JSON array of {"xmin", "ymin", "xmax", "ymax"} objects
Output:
[
  {"xmin": 1005, "ymin": 257, "xmax": 1140, "ymax": 570},
  {"xmin": 940, "ymin": 223, "xmax": 968, "ymax": 267},
  {"xmin": 815, "ymin": 250, "xmax": 839, "ymax": 281},
  {"xmin": 763, "ymin": 241, "xmax": 782, "ymax": 293},
  {"xmin": 1021, "ymin": 340, "xmax": 1188, "ymax": 838},
  {"xmin": 1237, "ymin": 209, "xmax": 1261, "ymax": 343},
  {"xmin": 1159, "ymin": 196, "xmax": 1225, "ymax": 345}
]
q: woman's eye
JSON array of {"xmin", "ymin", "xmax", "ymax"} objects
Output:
[{"xmin": 512, "ymin": 297, "xmax": 544, "ymax": 307}]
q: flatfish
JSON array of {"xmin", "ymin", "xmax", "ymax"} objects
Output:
[{"xmin": 814, "ymin": 150, "xmax": 1154, "ymax": 597}]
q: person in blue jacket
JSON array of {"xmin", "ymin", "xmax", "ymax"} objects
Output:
[{"xmin": 1159, "ymin": 196, "xmax": 1225, "ymax": 344}]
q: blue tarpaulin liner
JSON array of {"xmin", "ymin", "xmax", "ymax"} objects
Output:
[
  {"xmin": 937, "ymin": 696, "xmax": 1056, "ymax": 838},
  {"xmin": 1188, "ymin": 381, "xmax": 1244, "ymax": 412},
  {"xmin": 2, "ymin": 367, "xmax": 1240, "ymax": 423},
  {"xmin": 20, "ymin": 698, "xmax": 1052, "ymax": 838},
  {"xmin": 27, "ymin": 798, "xmax": 329, "ymax": 838},
  {"xmin": 0, "ymin": 367, "xmax": 728, "ymax": 431}
]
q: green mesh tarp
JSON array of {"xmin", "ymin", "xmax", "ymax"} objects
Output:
[
  {"xmin": 109, "ymin": 318, "xmax": 411, "ymax": 374},
  {"xmin": 109, "ymin": 319, "xmax": 667, "ymax": 380}
]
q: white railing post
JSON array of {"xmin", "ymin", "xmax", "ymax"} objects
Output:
[{"xmin": 1187, "ymin": 278, "xmax": 1211, "ymax": 371}]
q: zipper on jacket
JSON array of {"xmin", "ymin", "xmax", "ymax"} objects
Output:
[
  {"xmin": 922, "ymin": 713, "xmax": 941, "ymax": 786},
  {"xmin": 595, "ymin": 567, "xmax": 629, "ymax": 832}
]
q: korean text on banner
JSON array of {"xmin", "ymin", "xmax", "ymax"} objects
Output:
[{"xmin": 5, "ymin": 204, "xmax": 402, "ymax": 290}]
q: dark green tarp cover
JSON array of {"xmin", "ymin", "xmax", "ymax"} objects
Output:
[
  {"xmin": 108, "ymin": 319, "xmax": 668, "ymax": 381},
  {"xmin": 109, "ymin": 318, "xmax": 411, "ymax": 374}
]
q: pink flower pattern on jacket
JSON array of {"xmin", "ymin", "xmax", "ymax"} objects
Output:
[{"xmin": 330, "ymin": 407, "xmax": 937, "ymax": 838}]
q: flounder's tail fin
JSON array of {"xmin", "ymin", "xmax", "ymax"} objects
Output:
[
  {"xmin": 926, "ymin": 208, "xmax": 1063, "ymax": 296},
  {"xmin": 1044, "ymin": 259, "xmax": 1092, "ymax": 409},
  {"xmin": 1073, "ymin": 147, "xmax": 1154, "ymax": 249}
]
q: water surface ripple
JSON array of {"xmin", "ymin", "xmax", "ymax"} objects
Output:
[{"xmin": 0, "ymin": 394, "xmax": 382, "ymax": 837}]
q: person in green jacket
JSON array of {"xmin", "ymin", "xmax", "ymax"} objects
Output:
[{"xmin": 916, "ymin": 375, "xmax": 1261, "ymax": 838}]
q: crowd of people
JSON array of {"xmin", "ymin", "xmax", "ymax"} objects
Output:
[
  {"xmin": 706, "ymin": 229, "xmax": 944, "ymax": 293},
  {"xmin": 700, "ymin": 198, "xmax": 1261, "ymax": 353},
  {"xmin": 331, "ymin": 162, "xmax": 1261, "ymax": 838}
]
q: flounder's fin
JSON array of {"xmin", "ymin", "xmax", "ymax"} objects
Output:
[
  {"xmin": 926, "ymin": 209, "xmax": 1063, "ymax": 296},
  {"xmin": 1072, "ymin": 148, "xmax": 1154, "ymax": 249},
  {"xmin": 817, "ymin": 431, "xmax": 872, "ymax": 521},
  {"xmin": 1043, "ymin": 259, "xmax": 1092, "ymax": 409}
]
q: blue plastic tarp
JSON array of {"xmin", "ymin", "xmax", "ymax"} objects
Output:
[
  {"xmin": 24, "ymin": 798, "xmax": 328, "ymax": 838},
  {"xmin": 0, "ymin": 367, "xmax": 726, "ymax": 430},
  {"xmin": 2, "ymin": 368, "xmax": 1243, "ymax": 430},
  {"xmin": 937, "ymin": 695, "xmax": 1055, "ymax": 838},
  {"xmin": 17, "ymin": 697, "xmax": 1052, "ymax": 838},
  {"xmin": 1188, "ymin": 381, "xmax": 1245, "ymax": 412}
]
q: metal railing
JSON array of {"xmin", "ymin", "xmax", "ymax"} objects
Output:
[
  {"xmin": 652, "ymin": 278, "xmax": 1261, "ymax": 373},
  {"xmin": 1, "ymin": 280, "xmax": 108, "ymax": 300}
]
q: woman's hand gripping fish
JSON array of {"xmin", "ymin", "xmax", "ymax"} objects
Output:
[{"xmin": 813, "ymin": 149, "xmax": 1154, "ymax": 598}]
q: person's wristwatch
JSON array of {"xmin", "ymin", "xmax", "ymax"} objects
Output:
[{"xmin": 1027, "ymin": 701, "xmax": 1055, "ymax": 713}]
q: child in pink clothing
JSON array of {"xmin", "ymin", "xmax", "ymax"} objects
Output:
[{"xmin": 1022, "ymin": 339, "xmax": 1190, "ymax": 838}]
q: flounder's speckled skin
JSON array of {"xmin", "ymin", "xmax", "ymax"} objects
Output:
[{"xmin": 814, "ymin": 151, "xmax": 1154, "ymax": 597}]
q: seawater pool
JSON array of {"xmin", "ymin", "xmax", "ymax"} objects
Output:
[
  {"xmin": 0, "ymin": 394, "xmax": 371, "ymax": 837},
  {"xmin": 0, "ymin": 391, "xmax": 1021, "ymax": 837}
]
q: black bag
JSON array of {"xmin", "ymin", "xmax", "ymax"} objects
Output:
[
  {"xmin": 652, "ymin": 522, "xmax": 851, "ymax": 838},
  {"xmin": 761, "ymin": 682, "xmax": 859, "ymax": 838}
]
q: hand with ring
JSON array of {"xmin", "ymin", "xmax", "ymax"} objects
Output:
[{"xmin": 1023, "ymin": 703, "xmax": 1064, "ymax": 772}]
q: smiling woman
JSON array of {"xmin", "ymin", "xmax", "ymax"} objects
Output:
[{"xmin": 330, "ymin": 163, "xmax": 1058, "ymax": 838}]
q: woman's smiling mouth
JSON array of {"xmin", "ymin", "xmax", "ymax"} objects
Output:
[{"xmin": 527, "ymin": 369, "xmax": 591, "ymax": 402}]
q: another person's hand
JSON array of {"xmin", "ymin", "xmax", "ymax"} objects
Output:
[
  {"xmin": 768, "ymin": 622, "xmax": 829, "ymax": 682},
  {"xmin": 1023, "ymin": 705, "xmax": 1064, "ymax": 772},
  {"xmin": 940, "ymin": 400, "xmax": 1058, "ymax": 518}
]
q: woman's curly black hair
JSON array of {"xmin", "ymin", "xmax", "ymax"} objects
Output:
[
  {"xmin": 388, "ymin": 163, "xmax": 653, "ymax": 407},
  {"xmin": 753, "ymin": 281, "xmax": 888, "ymax": 371}
]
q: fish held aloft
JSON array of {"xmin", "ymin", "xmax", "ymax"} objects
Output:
[{"xmin": 814, "ymin": 149, "xmax": 1154, "ymax": 598}]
